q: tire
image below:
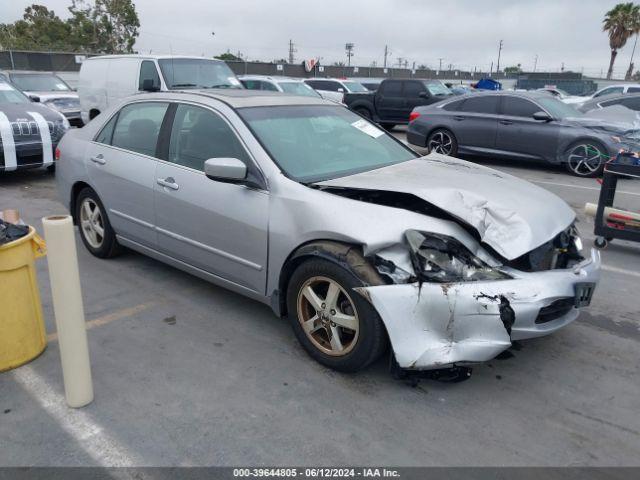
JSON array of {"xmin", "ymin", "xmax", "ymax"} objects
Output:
[
  {"xmin": 286, "ymin": 258, "xmax": 387, "ymax": 372},
  {"xmin": 564, "ymin": 141, "xmax": 606, "ymax": 177},
  {"xmin": 427, "ymin": 128, "xmax": 458, "ymax": 156},
  {"xmin": 46, "ymin": 164, "xmax": 55, "ymax": 173},
  {"xmin": 594, "ymin": 237, "xmax": 608, "ymax": 249},
  {"xmin": 355, "ymin": 107, "xmax": 372, "ymax": 120},
  {"xmin": 75, "ymin": 187, "xmax": 122, "ymax": 258},
  {"xmin": 381, "ymin": 123, "xmax": 396, "ymax": 131}
]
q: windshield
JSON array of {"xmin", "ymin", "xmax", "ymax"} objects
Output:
[
  {"xmin": 158, "ymin": 58, "xmax": 242, "ymax": 89},
  {"xmin": 342, "ymin": 81, "xmax": 368, "ymax": 93},
  {"xmin": 240, "ymin": 105, "xmax": 417, "ymax": 182},
  {"xmin": 0, "ymin": 83, "xmax": 29, "ymax": 104},
  {"xmin": 537, "ymin": 97, "xmax": 582, "ymax": 118},
  {"xmin": 425, "ymin": 81, "xmax": 452, "ymax": 96},
  {"xmin": 10, "ymin": 73, "xmax": 71, "ymax": 92},
  {"xmin": 278, "ymin": 82, "xmax": 321, "ymax": 97}
]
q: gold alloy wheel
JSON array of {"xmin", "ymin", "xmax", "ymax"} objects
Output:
[{"xmin": 296, "ymin": 276, "xmax": 359, "ymax": 356}]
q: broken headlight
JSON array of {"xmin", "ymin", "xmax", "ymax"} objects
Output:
[{"xmin": 406, "ymin": 230, "xmax": 511, "ymax": 283}]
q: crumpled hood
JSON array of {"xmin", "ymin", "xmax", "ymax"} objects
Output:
[
  {"xmin": 561, "ymin": 110, "xmax": 640, "ymax": 133},
  {"xmin": 315, "ymin": 153, "xmax": 576, "ymax": 260}
]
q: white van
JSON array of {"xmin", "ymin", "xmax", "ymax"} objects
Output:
[{"xmin": 78, "ymin": 55, "xmax": 242, "ymax": 124}]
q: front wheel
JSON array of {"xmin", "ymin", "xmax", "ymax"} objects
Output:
[
  {"xmin": 427, "ymin": 128, "xmax": 458, "ymax": 156},
  {"xmin": 564, "ymin": 142, "xmax": 606, "ymax": 177},
  {"xmin": 76, "ymin": 187, "xmax": 122, "ymax": 258},
  {"xmin": 286, "ymin": 258, "xmax": 387, "ymax": 372}
]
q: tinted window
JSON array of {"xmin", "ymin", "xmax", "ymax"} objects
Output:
[
  {"xmin": 168, "ymin": 104, "xmax": 250, "ymax": 171},
  {"xmin": 260, "ymin": 81, "xmax": 279, "ymax": 92},
  {"xmin": 442, "ymin": 99, "xmax": 463, "ymax": 111},
  {"xmin": 404, "ymin": 81, "xmax": 425, "ymax": 97},
  {"xmin": 95, "ymin": 114, "xmax": 118, "ymax": 144},
  {"xmin": 459, "ymin": 96, "xmax": 499, "ymax": 114},
  {"xmin": 241, "ymin": 79, "xmax": 261, "ymax": 90},
  {"xmin": 618, "ymin": 97, "xmax": 640, "ymax": 110},
  {"xmin": 305, "ymin": 80, "xmax": 322, "ymax": 89},
  {"xmin": 111, "ymin": 102, "xmax": 168, "ymax": 157},
  {"xmin": 594, "ymin": 87, "xmax": 623, "ymax": 98},
  {"xmin": 628, "ymin": 87, "xmax": 640, "ymax": 93},
  {"xmin": 139, "ymin": 61, "xmax": 160, "ymax": 90},
  {"xmin": 501, "ymin": 97, "xmax": 540, "ymax": 117},
  {"xmin": 381, "ymin": 81, "xmax": 402, "ymax": 96}
]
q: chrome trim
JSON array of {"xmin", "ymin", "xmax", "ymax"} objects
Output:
[{"xmin": 156, "ymin": 227, "xmax": 263, "ymax": 271}]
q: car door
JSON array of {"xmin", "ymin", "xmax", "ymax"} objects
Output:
[
  {"xmin": 495, "ymin": 96, "xmax": 560, "ymax": 161},
  {"xmin": 402, "ymin": 81, "xmax": 432, "ymax": 120},
  {"xmin": 154, "ymin": 102, "xmax": 269, "ymax": 294},
  {"xmin": 85, "ymin": 101, "xmax": 168, "ymax": 247},
  {"xmin": 450, "ymin": 95, "xmax": 500, "ymax": 151},
  {"xmin": 375, "ymin": 80, "xmax": 405, "ymax": 121}
]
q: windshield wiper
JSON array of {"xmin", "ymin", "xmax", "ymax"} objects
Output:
[
  {"xmin": 202, "ymin": 84, "xmax": 237, "ymax": 89},
  {"xmin": 170, "ymin": 83, "xmax": 198, "ymax": 88}
]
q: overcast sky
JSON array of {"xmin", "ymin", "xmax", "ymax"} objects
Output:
[{"xmin": 1, "ymin": 0, "xmax": 636, "ymax": 76}]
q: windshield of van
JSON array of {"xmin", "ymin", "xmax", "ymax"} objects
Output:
[
  {"xmin": 10, "ymin": 73, "xmax": 71, "ymax": 92},
  {"xmin": 240, "ymin": 105, "xmax": 417, "ymax": 182},
  {"xmin": 158, "ymin": 58, "xmax": 242, "ymax": 89}
]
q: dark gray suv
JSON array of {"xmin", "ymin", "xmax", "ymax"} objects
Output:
[{"xmin": 407, "ymin": 91, "xmax": 640, "ymax": 176}]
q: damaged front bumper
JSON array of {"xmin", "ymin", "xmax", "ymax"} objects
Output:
[{"xmin": 358, "ymin": 248, "xmax": 601, "ymax": 370}]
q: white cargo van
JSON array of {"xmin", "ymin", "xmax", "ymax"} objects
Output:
[{"xmin": 78, "ymin": 55, "xmax": 242, "ymax": 124}]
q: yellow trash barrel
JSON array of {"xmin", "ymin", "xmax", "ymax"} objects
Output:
[{"xmin": 0, "ymin": 226, "xmax": 47, "ymax": 372}]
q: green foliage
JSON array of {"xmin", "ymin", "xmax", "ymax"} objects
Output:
[
  {"xmin": 0, "ymin": 0, "xmax": 139, "ymax": 53},
  {"xmin": 503, "ymin": 65, "xmax": 523, "ymax": 74},
  {"xmin": 603, "ymin": 2, "xmax": 640, "ymax": 79},
  {"xmin": 214, "ymin": 52, "xmax": 242, "ymax": 61}
]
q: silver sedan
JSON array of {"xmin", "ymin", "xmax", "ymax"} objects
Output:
[{"xmin": 56, "ymin": 90, "xmax": 600, "ymax": 378}]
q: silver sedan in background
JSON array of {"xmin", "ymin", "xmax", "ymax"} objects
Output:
[{"xmin": 55, "ymin": 90, "xmax": 600, "ymax": 379}]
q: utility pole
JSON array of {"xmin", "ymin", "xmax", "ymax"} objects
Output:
[
  {"xmin": 561, "ymin": 62, "xmax": 565, "ymax": 72},
  {"xmin": 397, "ymin": 57, "xmax": 404, "ymax": 68},
  {"xmin": 438, "ymin": 58, "xmax": 443, "ymax": 71},
  {"xmin": 288, "ymin": 39, "xmax": 296, "ymax": 64},
  {"xmin": 345, "ymin": 43, "xmax": 354, "ymax": 66},
  {"xmin": 383, "ymin": 45, "xmax": 390, "ymax": 69},
  {"xmin": 533, "ymin": 54, "xmax": 538, "ymax": 72},
  {"xmin": 496, "ymin": 39, "xmax": 503, "ymax": 73}
]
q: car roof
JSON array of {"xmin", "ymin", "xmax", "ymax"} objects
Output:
[
  {"xmin": 446, "ymin": 90, "xmax": 551, "ymax": 100},
  {"xmin": 239, "ymin": 75, "xmax": 306, "ymax": 82},
  {"xmin": 584, "ymin": 92, "xmax": 640, "ymax": 104},
  {"xmin": 133, "ymin": 89, "xmax": 333, "ymax": 108},
  {"xmin": 84, "ymin": 54, "xmax": 226, "ymax": 62}
]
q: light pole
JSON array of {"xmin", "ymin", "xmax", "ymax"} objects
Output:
[{"xmin": 345, "ymin": 43, "xmax": 354, "ymax": 67}]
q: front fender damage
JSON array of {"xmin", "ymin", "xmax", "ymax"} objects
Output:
[{"xmin": 356, "ymin": 282, "xmax": 514, "ymax": 370}]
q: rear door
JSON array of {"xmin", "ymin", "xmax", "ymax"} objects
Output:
[
  {"xmin": 154, "ymin": 103, "xmax": 269, "ymax": 294},
  {"xmin": 495, "ymin": 96, "xmax": 559, "ymax": 161},
  {"xmin": 85, "ymin": 101, "xmax": 169, "ymax": 247},
  {"xmin": 451, "ymin": 95, "xmax": 500, "ymax": 151},
  {"xmin": 375, "ymin": 80, "xmax": 405, "ymax": 121}
]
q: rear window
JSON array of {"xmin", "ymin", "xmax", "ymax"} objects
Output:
[{"xmin": 442, "ymin": 99, "xmax": 463, "ymax": 111}]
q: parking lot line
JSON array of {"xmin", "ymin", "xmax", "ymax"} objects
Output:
[
  {"xmin": 528, "ymin": 179, "xmax": 640, "ymax": 197},
  {"xmin": 12, "ymin": 365, "xmax": 139, "ymax": 466},
  {"xmin": 47, "ymin": 303, "xmax": 155, "ymax": 342},
  {"xmin": 602, "ymin": 264, "xmax": 640, "ymax": 278}
]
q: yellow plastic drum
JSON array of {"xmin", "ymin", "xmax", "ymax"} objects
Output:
[{"xmin": 0, "ymin": 226, "xmax": 47, "ymax": 372}]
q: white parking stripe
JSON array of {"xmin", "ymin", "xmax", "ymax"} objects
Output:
[
  {"xmin": 529, "ymin": 179, "xmax": 640, "ymax": 197},
  {"xmin": 602, "ymin": 265, "xmax": 640, "ymax": 278},
  {"xmin": 28, "ymin": 111, "xmax": 53, "ymax": 166},
  {"xmin": 12, "ymin": 366, "xmax": 139, "ymax": 466},
  {"xmin": 0, "ymin": 112, "xmax": 17, "ymax": 171}
]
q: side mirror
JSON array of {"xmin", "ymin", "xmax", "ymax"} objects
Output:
[
  {"xmin": 533, "ymin": 111, "xmax": 552, "ymax": 121},
  {"xmin": 141, "ymin": 79, "xmax": 160, "ymax": 92},
  {"xmin": 28, "ymin": 95, "xmax": 40, "ymax": 102},
  {"xmin": 204, "ymin": 157, "xmax": 247, "ymax": 183},
  {"xmin": 418, "ymin": 91, "xmax": 429, "ymax": 99}
]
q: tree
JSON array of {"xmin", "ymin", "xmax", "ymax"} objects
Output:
[
  {"xmin": 603, "ymin": 2, "xmax": 640, "ymax": 79},
  {"xmin": 0, "ymin": 5, "xmax": 70, "ymax": 50},
  {"xmin": 215, "ymin": 52, "xmax": 242, "ymax": 61},
  {"xmin": 504, "ymin": 64, "xmax": 522, "ymax": 75}
]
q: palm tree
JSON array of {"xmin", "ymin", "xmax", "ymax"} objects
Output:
[{"xmin": 603, "ymin": 2, "xmax": 640, "ymax": 79}]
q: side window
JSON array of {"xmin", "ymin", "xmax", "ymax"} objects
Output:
[
  {"xmin": 620, "ymin": 97, "xmax": 640, "ymax": 110},
  {"xmin": 628, "ymin": 87, "xmax": 640, "ymax": 93},
  {"xmin": 305, "ymin": 80, "xmax": 321, "ymax": 89},
  {"xmin": 459, "ymin": 96, "xmax": 499, "ymax": 114},
  {"xmin": 138, "ymin": 61, "xmax": 160, "ymax": 90},
  {"xmin": 260, "ymin": 81, "xmax": 279, "ymax": 92},
  {"xmin": 501, "ymin": 97, "xmax": 540, "ymax": 117},
  {"xmin": 324, "ymin": 81, "xmax": 342, "ymax": 92},
  {"xmin": 111, "ymin": 102, "xmax": 168, "ymax": 157},
  {"xmin": 241, "ymin": 80, "xmax": 260, "ymax": 90},
  {"xmin": 403, "ymin": 81, "xmax": 425, "ymax": 97},
  {"xmin": 594, "ymin": 87, "xmax": 623, "ymax": 98},
  {"xmin": 442, "ymin": 100, "xmax": 463, "ymax": 111},
  {"xmin": 381, "ymin": 81, "xmax": 402, "ymax": 96},
  {"xmin": 168, "ymin": 104, "xmax": 251, "ymax": 172},
  {"xmin": 95, "ymin": 114, "xmax": 118, "ymax": 145}
]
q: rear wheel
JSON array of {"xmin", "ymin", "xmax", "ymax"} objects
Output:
[
  {"xmin": 286, "ymin": 258, "xmax": 387, "ymax": 372},
  {"xmin": 427, "ymin": 128, "xmax": 458, "ymax": 156},
  {"xmin": 564, "ymin": 141, "xmax": 606, "ymax": 177},
  {"xmin": 355, "ymin": 107, "xmax": 372, "ymax": 119}
]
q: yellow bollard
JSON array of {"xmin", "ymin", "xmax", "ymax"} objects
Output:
[
  {"xmin": 42, "ymin": 215, "xmax": 93, "ymax": 408},
  {"xmin": 0, "ymin": 227, "xmax": 47, "ymax": 372}
]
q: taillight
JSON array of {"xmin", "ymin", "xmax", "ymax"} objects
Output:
[
  {"xmin": 409, "ymin": 111, "xmax": 421, "ymax": 122},
  {"xmin": 55, "ymin": 147, "xmax": 61, "ymax": 161}
]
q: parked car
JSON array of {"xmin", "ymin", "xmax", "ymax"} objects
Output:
[
  {"xmin": 239, "ymin": 75, "xmax": 321, "ymax": 98},
  {"xmin": 303, "ymin": 78, "xmax": 368, "ymax": 103},
  {"xmin": 78, "ymin": 54, "xmax": 242, "ymax": 124},
  {"xmin": 344, "ymin": 78, "xmax": 453, "ymax": 129},
  {"xmin": 349, "ymin": 77, "xmax": 384, "ymax": 91},
  {"xmin": 1, "ymin": 71, "xmax": 82, "ymax": 127},
  {"xmin": 536, "ymin": 87, "xmax": 582, "ymax": 104},
  {"xmin": 0, "ymin": 80, "xmax": 69, "ymax": 172},
  {"xmin": 56, "ymin": 89, "xmax": 600, "ymax": 377},
  {"xmin": 577, "ymin": 92, "xmax": 640, "ymax": 113},
  {"xmin": 450, "ymin": 85, "xmax": 476, "ymax": 95},
  {"xmin": 563, "ymin": 83, "xmax": 640, "ymax": 105},
  {"xmin": 407, "ymin": 91, "xmax": 640, "ymax": 177}
]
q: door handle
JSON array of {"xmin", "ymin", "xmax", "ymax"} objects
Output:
[
  {"xmin": 157, "ymin": 177, "xmax": 179, "ymax": 191},
  {"xmin": 499, "ymin": 120, "xmax": 513, "ymax": 125},
  {"xmin": 90, "ymin": 154, "xmax": 106, "ymax": 165},
  {"xmin": 453, "ymin": 115, "xmax": 465, "ymax": 121}
]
